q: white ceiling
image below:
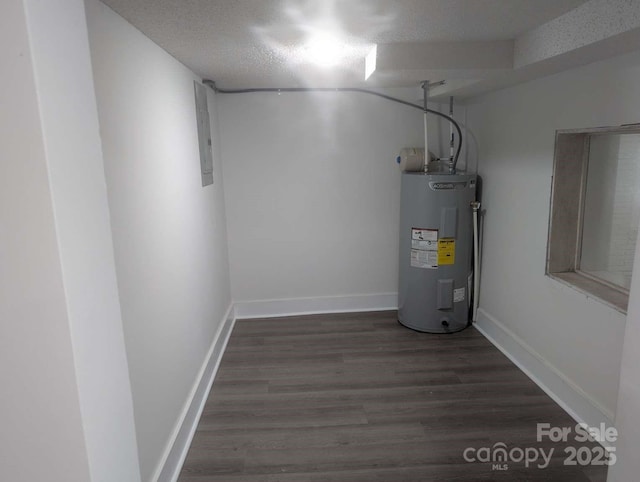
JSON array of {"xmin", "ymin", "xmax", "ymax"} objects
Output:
[{"xmin": 100, "ymin": 0, "xmax": 640, "ymax": 99}]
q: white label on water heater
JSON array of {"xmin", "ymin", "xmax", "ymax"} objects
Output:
[
  {"xmin": 453, "ymin": 287, "xmax": 465, "ymax": 303},
  {"xmin": 412, "ymin": 228, "xmax": 438, "ymax": 242},
  {"xmin": 411, "ymin": 249, "xmax": 438, "ymax": 269},
  {"xmin": 412, "ymin": 239, "xmax": 436, "ymax": 250},
  {"xmin": 410, "ymin": 228, "xmax": 438, "ymax": 269}
]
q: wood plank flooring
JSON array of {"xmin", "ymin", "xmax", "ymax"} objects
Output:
[{"xmin": 179, "ymin": 311, "xmax": 609, "ymax": 481}]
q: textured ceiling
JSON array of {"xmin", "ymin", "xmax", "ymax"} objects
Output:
[{"xmin": 100, "ymin": 0, "xmax": 589, "ymax": 89}]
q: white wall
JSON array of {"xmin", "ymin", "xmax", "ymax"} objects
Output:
[
  {"xmin": 0, "ymin": 2, "xmax": 91, "ymax": 480},
  {"xmin": 25, "ymin": 0, "xmax": 142, "ymax": 479},
  {"xmin": 2, "ymin": 0, "xmax": 142, "ymax": 481},
  {"xmin": 465, "ymin": 51, "xmax": 640, "ymax": 426},
  {"xmin": 85, "ymin": 2, "xmax": 231, "ymax": 480},
  {"xmin": 609, "ymin": 201, "xmax": 640, "ymax": 480},
  {"xmin": 219, "ymin": 90, "xmax": 424, "ymax": 309}
]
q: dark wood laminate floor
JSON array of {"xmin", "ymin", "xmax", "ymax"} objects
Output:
[{"xmin": 179, "ymin": 311, "xmax": 609, "ymax": 482}]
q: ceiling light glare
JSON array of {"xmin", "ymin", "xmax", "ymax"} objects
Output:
[
  {"xmin": 302, "ymin": 32, "xmax": 346, "ymax": 68},
  {"xmin": 365, "ymin": 44, "xmax": 377, "ymax": 80}
]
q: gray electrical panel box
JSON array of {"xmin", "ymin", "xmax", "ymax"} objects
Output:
[
  {"xmin": 194, "ymin": 81, "xmax": 214, "ymax": 186},
  {"xmin": 398, "ymin": 172, "xmax": 476, "ymax": 333}
]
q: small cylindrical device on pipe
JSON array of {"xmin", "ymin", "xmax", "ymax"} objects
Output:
[
  {"xmin": 396, "ymin": 148, "xmax": 425, "ymax": 172},
  {"xmin": 396, "ymin": 148, "xmax": 439, "ymax": 172}
]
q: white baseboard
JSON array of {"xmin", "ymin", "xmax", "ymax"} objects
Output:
[
  {"xmin": 234, "ymin": 293, "xmax": 398, "ymax": 319},
  {"xmin": 154, "ymin": 304, "xmax": 236, "ymax": 482},
  {"xmin": 474, "ymin": 308, "xmax": 613, "ymax": 435}
]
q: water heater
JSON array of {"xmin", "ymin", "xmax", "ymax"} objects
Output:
[{"xmin": 398, "ymin": 172, "xmax": 477, "ymax": 333}]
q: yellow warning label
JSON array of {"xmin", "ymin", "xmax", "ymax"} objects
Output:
[{"xmin": 438, "ymin": 239, "xmax": 455, "ymax": 265}]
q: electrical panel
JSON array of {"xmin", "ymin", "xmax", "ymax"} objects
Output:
[{"xmin": 194, "ymin": 81, "xmax": 214, "ymax": 186}]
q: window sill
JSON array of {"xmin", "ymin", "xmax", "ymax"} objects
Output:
[{"xmin": 549, "ymin": 271, "xmax": 628, "ymax": 314}]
